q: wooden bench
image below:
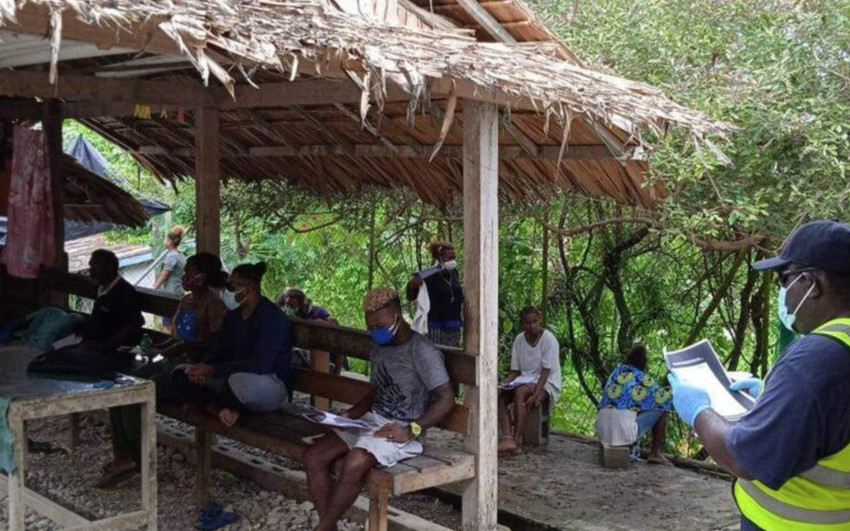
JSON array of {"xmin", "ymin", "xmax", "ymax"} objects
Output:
[{"xmin": 43, "ymin": 270, "xmax": 478, "ymax": 530}]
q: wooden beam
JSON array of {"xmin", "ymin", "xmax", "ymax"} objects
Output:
[
  {"xmin": 0, "ymin": 70, "xmax": 215, "ymax": 106},
  {"xmin": 194, "ymin": 108, "xmax": 221, "ymax": 255},
  {"xmin": 333, "ymin": 103, "xmax": 399, "ymax": 153},
  {"xmin": 133, "ymin": 143, "xmax": 619, "ymax": 160},
  {"xmin": 6, "ymin": 3, "xmax": 186, "ymax": 57},
  {"xmin": 453, "ymin": 0, "xmax": 516, "ymax": 42},
  {"xmin": 220, "ymin": 79, "xmax": 411, "ymax": 109},
  {"xmin": 42, "ymin": 101, "xmax": 67, "ymax": 310},
  {"xmin": 460, "ymin": 100, "xmax": 499, "ymax": 530},
  {"xmin": 500, "ymin": 111, "xmax": 539, "ymax": 157}
]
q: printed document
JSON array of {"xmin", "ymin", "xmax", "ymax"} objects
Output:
[
  {"xmin": 282, "ymin": 404, "xmax": 378, "ymax": 430},
  {"xmin": 664, "ymin": 340, "xmax": 755, "ymax": 421},
  {"xmin": 499, "ymin": 374, "xmax": 538, "ymax": 391}
]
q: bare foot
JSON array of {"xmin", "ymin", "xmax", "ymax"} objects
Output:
[
  {"xmin": 219, "ymin": 408, "xmax": 240, "ymax": 427},
  {"xmin": 498, "ymin": 438, "xmax": 518, "ymax": 453},
  {"xmin": 647, "ymin": 453, "xmax": 673, "ymax": 466}
]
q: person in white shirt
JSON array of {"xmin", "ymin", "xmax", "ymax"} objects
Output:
[{"xmin": 498, "ymin": 306, "xmax": 561, "ymax": 454}]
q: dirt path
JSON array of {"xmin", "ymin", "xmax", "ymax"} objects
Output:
[{"xmin": 432, "ymin": 431, "xmax": 740, "ymax": 531}]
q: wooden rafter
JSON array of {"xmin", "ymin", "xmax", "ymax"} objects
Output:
[
  {"xmin": 452, "ymin": 0, "xmax": 516, "ymax": 42},
  {"xmin": 132, "ymin": 143, "xmax": 620, "ymax": 160}
]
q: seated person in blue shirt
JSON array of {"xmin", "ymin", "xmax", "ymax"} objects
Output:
[
  {"xmin": 668, "ymin": 220, "xmax": 850, "ymax": 531},
  {"xmin": 172, "ymin": 261, "xmax": 293, "ymax": 427}
]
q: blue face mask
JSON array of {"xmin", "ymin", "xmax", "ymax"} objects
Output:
[
  {"xmin": 777, "ymin": 274, "xmax": 815, "ymax": 332},
  {"xmin": 370, "ymin": 316, "xmax": 400, "ymax": 346}
]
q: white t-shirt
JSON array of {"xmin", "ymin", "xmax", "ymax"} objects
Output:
[{"xmin": 510, "ymin": 329, "xmax": 562, "ymax": 405}]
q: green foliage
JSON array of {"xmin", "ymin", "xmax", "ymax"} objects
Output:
[{"xmin": 537, "ymin": 0, "xmax": 850, "ymax": 241}]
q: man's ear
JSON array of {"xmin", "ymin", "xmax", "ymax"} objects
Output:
[{"xmin": 809, "ymin": 272, "xmax": 824, "ymax": 299}]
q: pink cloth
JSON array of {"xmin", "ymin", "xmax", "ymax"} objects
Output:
[{"xmin": 2, "ymin": 126, "xmax": 55, "ymax": 278}]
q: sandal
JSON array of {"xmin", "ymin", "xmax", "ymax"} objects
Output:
[{"xmin": 195, "ymin": 502, "xmax": 237, "ymax": 530}]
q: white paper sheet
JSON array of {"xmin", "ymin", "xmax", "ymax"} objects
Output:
[
  {"xmin": 282, "ymin": 404, "xmax": 378, "ymax": 430},
  {"xmin": 498, "ymin": 374, "xmax": 538, "ymax": 391},
  {"xmin": 664, "ymin": 340, "xmax": 755, "ymax": 421}
]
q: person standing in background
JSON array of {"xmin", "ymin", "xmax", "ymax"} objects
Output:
[
  {"xmin": 154, "ymin": 225, "xmax": 186, "ymax": 296},
  {"xmin": 406, "ymin": 241, "xmax": 463, "ymax": 347},
  {"xmin": 154, "ymin": 225, "xmax": 186, "ymax": 329}
]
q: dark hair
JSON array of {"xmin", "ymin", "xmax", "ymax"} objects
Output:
[
  {"xmin": 90, "ymin": 249, "xmax": 119, "ymax": 273},
  {"xmin": 231, "ymin": 261, "xmax": 267, "ymax": 288},
  {"xmin": 625, "ymin": 344, "xmax": 648, "ymax": 372},
  {"xmin": 428, "ymin": 241, "xmax": 454, "ymax": 259},
  {"xmin": 186, "ymin": 252, "xmax": 227, "ymax": 289},
  {"xmin": 285, "ymin": 288, "xmax": 306, "ymax": 302},
  {"xmin": 520, "ymin": 306, "xmax": 540, "ymax": 320}
]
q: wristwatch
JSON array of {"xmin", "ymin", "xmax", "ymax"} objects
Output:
[{"xmin": 409, "ymin": 421, "xmax": 422, "ymax": 439}]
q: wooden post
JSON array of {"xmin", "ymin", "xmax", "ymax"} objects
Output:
[
  {"xmin": 461, "ymin": 100, "xmax": 499, "ymax": 531},
  {"xmin": 7, "ymin": 409, "xmax": 25, "ymax": 531},
  {"xmin": 140, "ymin": 385, "xmax": 158, "ymax": 530},
  {"xmin": 195, "ymin": 425, "xmax": 213, "ymax": 508},
  {"xmin": 194, "ymin": 108, "xmax": 221, "ymax": 255},
  {"xmin": 540, "ymin": 206, "xmax": 549, "ymax": 325},
  {"xmin": 310, "ymin": 350, "xmax": 331, "ymax": 410},
  {"xmin": 43, "ymin": 102, "xmax": 67, "ymax": 308}
]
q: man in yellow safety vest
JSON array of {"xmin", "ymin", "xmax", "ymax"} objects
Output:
[{"xmin": 669, "ymin": 220, "xmax": 850, "ymax": 531}]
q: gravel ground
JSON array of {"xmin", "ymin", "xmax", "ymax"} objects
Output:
[{"xmin": 0, "ymin": 415, "xmax": 363, "ymax": 531}]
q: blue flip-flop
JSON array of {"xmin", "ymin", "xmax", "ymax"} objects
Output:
[{"xmin": 194, "ymin": 512, "xmax": 236, "ymax": 530}]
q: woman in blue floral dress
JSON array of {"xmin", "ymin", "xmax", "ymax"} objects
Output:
[{"xmin": 595, "ymin": 344, "xmax": 673, "ymax": 464}]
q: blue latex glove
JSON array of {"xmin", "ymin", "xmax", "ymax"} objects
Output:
[
  {"xmin": 730, "ymin": 378, "xmax": 763, "ymax": 398},
  {"xmin": 667, "ymin": 373, "xmax": 711, "ymax": 428}
]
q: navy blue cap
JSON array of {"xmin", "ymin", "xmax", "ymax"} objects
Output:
[{"xmin": 753, "ymin": 220, "xmax": 850, "ymax": 273}]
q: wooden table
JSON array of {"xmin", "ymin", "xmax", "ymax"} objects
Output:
[{"xmin": 0, "ymin": 347, "xmax": 156, "ymax": 530}]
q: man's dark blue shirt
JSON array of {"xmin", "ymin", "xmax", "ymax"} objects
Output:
[
  {"xmin": 726, "ymin": 332, "xmax": 850, "ymax": 530},
  {"xmin": 205, "ymin": 297, "xmax": 293, "ymax": 390}
]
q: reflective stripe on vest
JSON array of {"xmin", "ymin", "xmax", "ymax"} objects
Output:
[
  {"xmin": 801, "ymin": 465, "xmax": 850, "ymax": 488},
  {"xmin": 738, "ymin": 480, "xmax": 850, "ymax": 525},
  {"xmin": 733, "ymin": 318, "xmax": 850, "ymax": 530}
]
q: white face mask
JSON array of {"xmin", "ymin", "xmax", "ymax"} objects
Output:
[
  {"xmin": 777, "ymin": 273, "xmax": 815, "ymax": 332},
  {"xmin": 221, "ymin": 288, "xmax": 245, "ymax": 310},
  {"xmin": 441, "ymin": 259, "xmax": 457, "ymax": 271}
]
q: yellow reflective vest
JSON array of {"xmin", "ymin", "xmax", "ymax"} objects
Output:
[{"xmin": 734, "ymin": 318, "xmax": 850, "ymax": 530}]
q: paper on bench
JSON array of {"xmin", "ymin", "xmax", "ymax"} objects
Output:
[
  {"xmin": 51, "ymin": 334, "xmax": 82, "ymax": 351},
  {"xmin": 664, "ymin": 340, "xmax": 756, "ymax": 421},
  {"xmin": 498, "ymin": 374, "xmax": 537, "ymax": 391},
  {"xmin": 282, "ymin": 404, "xmax": 379, "ymax": 430}
]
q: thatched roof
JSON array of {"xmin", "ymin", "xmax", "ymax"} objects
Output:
[
  {"xmin": 63, "ymin": 154, "xmax": 149, "ymax": 227},
  {"xmin": 0, "ymin": 0, "xmax": 735, "ymax": 208}
]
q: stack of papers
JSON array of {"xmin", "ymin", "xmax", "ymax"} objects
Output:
[
  {"xmin": 498, "ymin": 374, "xmax": 537, "ymax": 391},
  {"xmin": 664, "ymin": 340, "xmax": 755, "ymax": 421},
  {"xmin": 282, "ymin": 404, "xmax": 378, "ymax": 430}
]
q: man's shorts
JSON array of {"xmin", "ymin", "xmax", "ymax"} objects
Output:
[{"xmin": 333, "ymin": 412, "xmax": 423, "ymax": 467}]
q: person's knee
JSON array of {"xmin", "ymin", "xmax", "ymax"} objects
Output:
[
  {"xmin": 226, "ymin": 373, "xmax": 284, "ymax": 412},
  {"xmin": 514, "ymin": 387, "xmax": 530, "ymax": 403},
  {"xmin": 340, "ymin": 449, "xmax": 376, "ymax": 479},
  {"xmin": 304, "ymin": 444, "xmax": 333, "ymax": 470}
]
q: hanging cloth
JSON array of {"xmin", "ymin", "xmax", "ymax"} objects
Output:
[
  {"xmin": 2, "ymin": 127, "xmax": 55, "ymax": 278},
  {"xmin": 411, "ymin": 264, "xmax": 442, "ymax": 335}
]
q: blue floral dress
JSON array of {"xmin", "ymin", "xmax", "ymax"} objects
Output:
[{"xmin": 598, "ymin": 364, "xmax": 673, "ymax": 412}]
